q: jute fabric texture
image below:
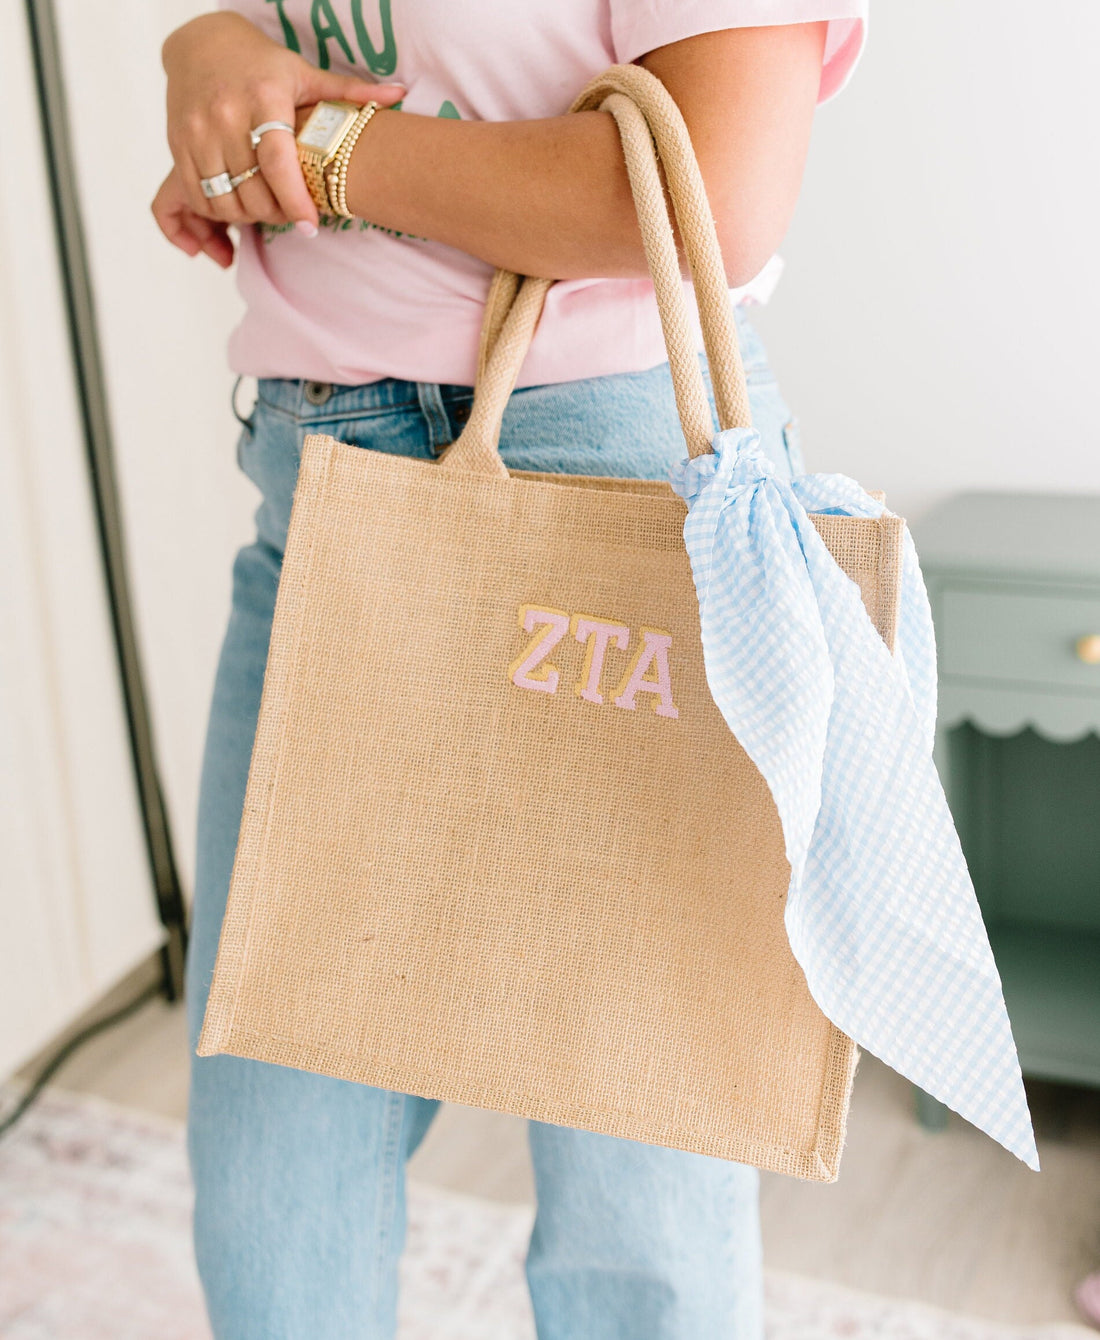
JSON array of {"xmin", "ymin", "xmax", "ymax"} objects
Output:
[{"xmin": 198, "ymin": 65, "xmax": 903, "ymax": 1182}]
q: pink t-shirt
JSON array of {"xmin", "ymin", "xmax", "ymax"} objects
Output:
[{"xmin": 224, "ymin": 0, "xmax": 866, "ymax": 387}]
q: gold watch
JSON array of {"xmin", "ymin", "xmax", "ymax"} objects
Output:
[{"xmin": 296, "ymin": 100, "xmax": 379, "ymax": 218}]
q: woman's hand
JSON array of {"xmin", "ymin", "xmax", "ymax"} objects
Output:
[
  {"xmin": 161, "ymin": 11, "xmax": 404, "ymax": 236},
  {"xmin": 152, "ymin": 165, "xmax": 236, "ymax": 267}
]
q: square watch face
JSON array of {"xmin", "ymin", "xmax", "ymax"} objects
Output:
[{"xmin": 299, "ymin": 104, "xmax": 355, "ymax": 152}]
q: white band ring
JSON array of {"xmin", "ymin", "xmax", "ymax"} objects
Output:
[
  {"xmin": 200, "ymin": 164, "xmax": 262, "ymax": 198},
  {"xmin": 250, "ymin": 120, "xmax": 296, "ymax": 150},
  {"xmin": 200, "ymin": 172, "xmax": 235, "ymax": 199}
]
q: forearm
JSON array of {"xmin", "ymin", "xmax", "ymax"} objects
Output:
[
  {"xmin": 345, "ymin": 109, "xmax": 649, "ymax": 280},
  {"xmin": 343, "ymin": 26, "xmax": 826, "ymax": 286}
]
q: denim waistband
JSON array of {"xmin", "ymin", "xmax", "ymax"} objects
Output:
[
  {"xmin": 251, "ymin": 305, "xmax": 768, "ymax": 423},
  {"xmin": 254, "ymin": 374, "xmax": 473, "ymax": 421}
]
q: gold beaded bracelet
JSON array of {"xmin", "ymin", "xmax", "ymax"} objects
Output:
[{"xmin": 326, "ymin": 101, "xmax": 380, "ymax": 219}]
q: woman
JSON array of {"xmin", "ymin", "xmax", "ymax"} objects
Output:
[{"xmin": 154, "ymin": 4, "xmax": 865, "ymax": 1336}]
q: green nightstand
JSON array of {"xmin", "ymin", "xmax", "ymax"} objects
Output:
[{"xmin": 910, "ymin": 493, "xmax": 1100, "ymax": 1130}]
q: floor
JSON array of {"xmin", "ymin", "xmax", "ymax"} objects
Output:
[{"xmin": 16, "ymin": 966, "xmax": 1100, "ymax": 1328}]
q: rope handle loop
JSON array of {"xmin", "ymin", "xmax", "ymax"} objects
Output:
[{"xmin": 442, "ymin": 63, "xmax": 752, "ymax": 477}]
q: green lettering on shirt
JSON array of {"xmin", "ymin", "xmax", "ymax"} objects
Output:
[
  {"xmin": 350, "ymin": 0, "xmax": 397, "ymax": 77},
  {"xmin": 437, "ymin": 99, "xmax": 460, "ymax": 119},
  {"xmin": 264, "ymin": 0, "xmax": 300, "ymax": 52},
  {"xmin": 311, "ymin": 0, "xmax": 355, "ymax": 68}
]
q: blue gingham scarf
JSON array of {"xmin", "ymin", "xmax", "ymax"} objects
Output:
[{"xmin": 670, "ymin": 427, "xmax": 1038, "ymax": 1170}]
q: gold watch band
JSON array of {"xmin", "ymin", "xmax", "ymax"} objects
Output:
[{"xmin": 300, "ymin": 153, "xmax": 332, "ymax": 214}]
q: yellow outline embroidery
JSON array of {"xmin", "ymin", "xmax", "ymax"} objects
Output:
[{"xmin": 508, "ymin": 605, "xmax": 571, "ymax": 694}]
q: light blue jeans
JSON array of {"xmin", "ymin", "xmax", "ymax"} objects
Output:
[{"xmin": 186, "ymin": 309, "xmax": 802, "ymax": 1340}]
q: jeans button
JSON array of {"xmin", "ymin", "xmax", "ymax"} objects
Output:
[
  {"xmin": 452, "ymin": 400, "xmax": 471, "ymax": 423},
  {"xmin": 304, "ymin": 380, "xmax": 333, "ymax": 406}
]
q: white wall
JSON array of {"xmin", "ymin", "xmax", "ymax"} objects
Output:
[
  {"xmin": 53, "ymin": 0, "xmax": 254, "ymax": 896},
  {"xmin": 752, "ymin": 0, "xmax": 1100, "ymax": 524}
]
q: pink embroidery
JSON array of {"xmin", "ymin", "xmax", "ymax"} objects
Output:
[
  {"xmin": 613, "ymin": 629, "xmax": 680, "ymax": 719},
  {"xmin": 509, "ymin": 606, "xmax": 569, "ymax": 695},
  {"xmin": 509, "ymin": 606, "xmax": 680, "ymax": 721},
  {"xmin": 571, "ymin": 615, "xmax": 630, "ymax": 705}
]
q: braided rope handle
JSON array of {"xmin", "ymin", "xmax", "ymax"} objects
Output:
[{"xmin": 443, "ymin": 63, "xmax": 752, "ymax": 476}]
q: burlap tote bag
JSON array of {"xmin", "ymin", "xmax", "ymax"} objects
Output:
[{"xmin": 199, "ymin": 63, "xmax": 904, "ymax": 1182}]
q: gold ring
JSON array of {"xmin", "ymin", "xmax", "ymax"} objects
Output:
[{"xmin": 229, "ymin": 164, "xmax": 262, "ymax": 190}]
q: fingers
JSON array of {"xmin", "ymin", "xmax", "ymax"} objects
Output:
[
  {"xmin": 189, "ymin": 217, "xmax": 235, "ymax": 268},
  {"xmin": 191, "ymin": 155, "xmax": 281, "ymax": 228},
  {"xmin": 152, "ymin": 170, "xmax": 201, "ymax": 250},
  {"xmin": 152, "ymin": 174, "xmax": 235, "ymax": 268},
  {"xmin": 182, "ymin": 95, "xmax": 280, "ymax": 225},
  {"xmin": 236, "ymin": 169, "xmax": 287, "ymax": 225},
  {"xmin": 158, "ymin": 204, "xmax": 234, "ymax": 269},
  {"xmin": 176, "ymin": 135, "xmax": 286, "ymax": 228},
  {"xmin": 167, "ymin": 94, "xmax": 243, "ymax": 223},
  {"xmin": 189, "ymin": 97, "xmax": 315, "ymax": 230},
  {"xmin": 219, "ymin": 107, "xmax": 291, "ymax": 224},
  {"xmin": 253, "ymin": 108, "xmax": 320, "ymax": 232},
  {"xmin": 226, "ymin": 144, "xmax": 286, "ymax": 224},
  {"xmin": 191, "ymin": 114, "xmax": 253, "ymax": 226},
  {"xmin": 299, "ymin": 67, "xmax": 405, "ymax": 108}
]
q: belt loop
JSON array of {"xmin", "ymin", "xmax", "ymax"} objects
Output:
[{"xmin": 416, "ymin": 382, "xmax": 452, "ymax": 455}]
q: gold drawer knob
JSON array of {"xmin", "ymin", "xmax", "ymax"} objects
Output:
[{"xmin": 1076, "ymin": 634, "xmax": 1100, "ymax": 665}]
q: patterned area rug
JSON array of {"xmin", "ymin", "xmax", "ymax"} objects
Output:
[{"xmin": 0, "ymin": 1088, "xmax": 1091, "ymax": 1340}]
